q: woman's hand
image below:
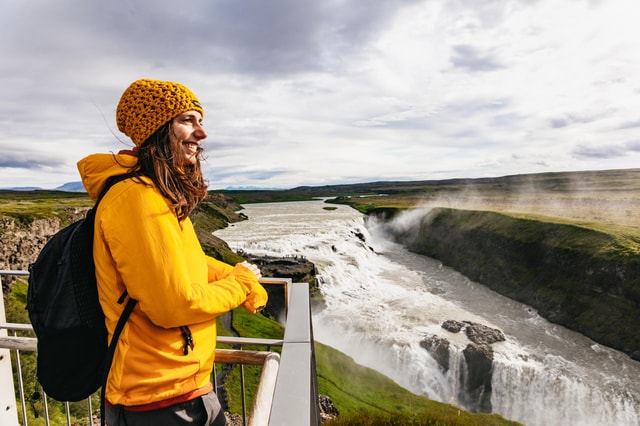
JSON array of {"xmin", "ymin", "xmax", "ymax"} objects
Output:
[
  {"xmin": 239, "ymin": 261, "xmax": 262, "ymax": 279},
  {"xmin": 236, "ymin": 261, "xmax": 267, "ymax": 313}
]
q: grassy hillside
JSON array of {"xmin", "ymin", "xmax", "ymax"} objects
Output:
[
  {"xmin": 316, "ymin": 343, "xmax": 520, "ymax": 425},
  {"xmin": 0, "ymin": 190, "xmax": 92, "ymax": 226}
]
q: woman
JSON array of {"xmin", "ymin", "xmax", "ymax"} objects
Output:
[{"xmin": 77, "ymin": 78, "xmax": 267, "ymax": 425}]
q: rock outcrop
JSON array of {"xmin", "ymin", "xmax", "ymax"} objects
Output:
[
  {"xmin": 421, "ymin": 320, "xmax": 505, "ymax": 413},
  {"xmin": 1, "ymin": 215, "xmax": 74, "ymax": 295},
  {"xmin": 239, "ymin": 252, "xmax": 318, "ymax": 321},
  {"xmin": 459, "ymin": 343, "xmax": 493, "ymax": 413},
  {"xmin": 319, "ymin": 394, "xmax": 339, "ymax": 422},
  {"xmin": 0, "ymin": 217, "xmax": 63, "ymax": 269},
  {"xmin": 419, "ymin": 335, "xmax": 450, "ymax": 373},
  {"xmin": 444, "ymin": 320, "xmax": 506, "ymax": 346}
]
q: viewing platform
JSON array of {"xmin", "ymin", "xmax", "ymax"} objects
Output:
[{"xmin": 0, "ymin": 270, "xmax": 320, "ymax": 426}]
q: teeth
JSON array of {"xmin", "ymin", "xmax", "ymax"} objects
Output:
[{"xmin": 183, "ymin": 142, "xmax": 198, "ymax": 149}]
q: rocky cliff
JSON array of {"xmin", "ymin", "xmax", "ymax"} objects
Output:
[
  {"xmin": 374, "ymin": 207, "xmax": 640, "ymax": 361},
  {"xmin": 1, "ymin": 215, "xmax": 72, "ymax": 295}
]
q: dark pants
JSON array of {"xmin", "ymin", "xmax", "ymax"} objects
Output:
[{"xmin": 105, "ymin": 391, "xmax": 227, "ymax": 426}]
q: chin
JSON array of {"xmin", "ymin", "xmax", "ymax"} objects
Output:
[{"xmin": 181, "ymin": 155, "xmax": 199, "ymax": 166}]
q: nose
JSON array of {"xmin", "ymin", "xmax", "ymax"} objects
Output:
[{"xmin": 194, "ymin": 122, "xmax": 208, "ymax": 140}]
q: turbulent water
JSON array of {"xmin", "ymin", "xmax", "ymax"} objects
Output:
[{"xmin": 215, "ymin": 200, "xmax": 640, "ymax": 426}]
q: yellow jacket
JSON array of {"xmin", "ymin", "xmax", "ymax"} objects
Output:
[{"xmin": 77, "ymin": 152, "xmax": 267, "ymax": 406}]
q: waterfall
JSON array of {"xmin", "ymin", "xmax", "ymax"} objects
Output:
[{"xmin": 215, "ymin": 200, "xmax": 640, "ymax": 426}]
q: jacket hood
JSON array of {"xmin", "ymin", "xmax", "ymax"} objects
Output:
[{"xmin": 77, "ymin": 151, "xmax": 138, "ymax": 201}]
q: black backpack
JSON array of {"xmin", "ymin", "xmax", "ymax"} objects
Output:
[{"xmin": 26, "ymin": 173, "xmax": 136, "ymax": 405}]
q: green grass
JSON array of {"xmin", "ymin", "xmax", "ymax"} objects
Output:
[
  {"xmin": 316, "ymin": 343, "xmax": 520, "ymax": 426},
  {"xmin": 431, "ymin": 208, "xmax": 640, "ymax": 260},
  {"xmin": 218, "ymin": 190, "xmax": 316, "ymax": 204},
  {"xmin": 0, "ymin": 202, "xmax": 88, "ymax": 227},
  {"xmin": 325, "ymin": 411, "xmax": 520, "ymax": 426},
  {"xmin": 0, "ymin": 190, "xmax": 89, "ymax": 201},
  {"xmin": 216, "ymin": 307, "xmax": 284, "ymax": 414}
]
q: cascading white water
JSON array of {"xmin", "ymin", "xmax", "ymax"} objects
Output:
[{"xmin": 215, "ymin": 200, "xmax": 640, "ymax": 426}]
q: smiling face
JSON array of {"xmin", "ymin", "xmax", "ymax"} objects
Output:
[{"xmin": 169, "ymin": 110, "xmax": 208, "ymax": 166}]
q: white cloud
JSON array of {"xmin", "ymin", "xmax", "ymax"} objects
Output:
[{"xmin": 1, "ymin": 0, "xmax": 640, "ymax": 189}]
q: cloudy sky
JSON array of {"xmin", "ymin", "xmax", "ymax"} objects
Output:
[{"xmin": 1, "ymin": 0, "xmax": 639, "ymax": 190}]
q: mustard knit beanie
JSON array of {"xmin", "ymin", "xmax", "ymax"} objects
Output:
[{"xmin": 116, "ymin": 78, "xmax": 204, "ymax": 146}]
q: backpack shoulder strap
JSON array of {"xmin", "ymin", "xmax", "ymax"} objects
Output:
[
  {"xmin": 100, "ymin": 295, "xmax": 137, "ymax": 426},
  {"xmin": 97, "ymin": 173, "xmax": 135, "ymax": 204}
]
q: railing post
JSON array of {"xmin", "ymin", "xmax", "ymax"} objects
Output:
[
  {"xmin": 0, "ymin": 275, "xmax": 20, "ymax": 425},
  {"xmin": 268, "ymin": 282, "xmax": 320, "ymax": 425}
]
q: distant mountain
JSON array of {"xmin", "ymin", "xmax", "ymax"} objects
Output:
[
  {"xmin": 4, "ymin": 187, "xmax": 42, "ymax": 191},
  {"xmin": 56, "ymin": 181, "xmax": 86, "ymax": 192},
  {"xmin": 1, "ymin": 181, "xmax": 86, "ymax": 191},
  {"xmin": 223, "ymin": 185, "xmax": 289, "ymax": 190}
]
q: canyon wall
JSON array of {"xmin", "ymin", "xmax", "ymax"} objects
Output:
[{"xmin": 1, "ymin": 216, "xmax": 67, "ymax": 294}]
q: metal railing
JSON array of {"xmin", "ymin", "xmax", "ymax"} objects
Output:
[{"xmin": 0, "ymin": 270, "xmax": 320, "ymax": 426}]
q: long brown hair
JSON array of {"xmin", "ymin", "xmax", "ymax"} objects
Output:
[{"xmin": 132, "ymin": 121, "xmax": 208, "ymax": 221}]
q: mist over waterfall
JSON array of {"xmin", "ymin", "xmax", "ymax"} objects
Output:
[{"xmin": 215, "ymin": 200, "xmax": 640, "ymax": 426}]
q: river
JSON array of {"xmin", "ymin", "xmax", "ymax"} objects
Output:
[{"xmin": 214, "ymin": 200, "xmax": 640, "ymax": 426}]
